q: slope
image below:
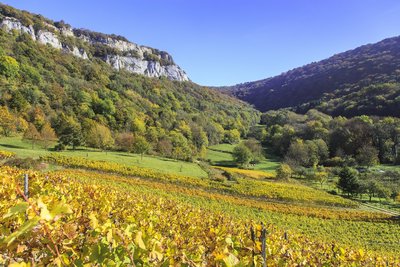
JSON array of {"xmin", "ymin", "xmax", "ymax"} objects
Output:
[
  {"xmin": 0, "ymin": 3, "xmax": 259, "ymax": 160},
  {"xmin": 224, "ymin": 36, "xmax": 400, "ymax": 117}
]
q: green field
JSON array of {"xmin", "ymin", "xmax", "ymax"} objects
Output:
[
  {"xmin": 0, "ymin": 136, "xmax": 207, "ymax": 178},
  {"xmin": 207, "ymin": 143, "xmax": 280, "ymax": 173}
]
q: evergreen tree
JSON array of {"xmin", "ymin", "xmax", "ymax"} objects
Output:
[{"xmin": 337, "ymin": 167, "xmax": 360, "ymax": 196}]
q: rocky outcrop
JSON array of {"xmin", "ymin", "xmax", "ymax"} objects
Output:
[
  {"xmin": 0, "ymin": 17, "xmax": 36, "ymax": 40},
  {"xmin": 0, "ymin": 16, "xmax": 189, "ymax": 81},
  {"xmin": 36, "ymin": 30, "xmax": 63, "ymax": 49},
  {"xmin": 0, "ymin": 16, "xmax": 89, "ymax": 60},
  {"xmin": 105, "ymin": 55, "xmax": 188, "ymax": 80}
]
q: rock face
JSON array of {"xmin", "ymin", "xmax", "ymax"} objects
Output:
[
  {"xmin": 105, "ymin": 55, "xmax": 188, "ymax": 81},
  {"xmin": 0, "ymin": 16, "xmax": 189, "ymax": 81},
  {"xmin": 36, "ymin": 30, "xmax": 63, "ymax": 49},
  {"xmin": 0, "ymin": 17, "xmax": 36, "ymax": 40}
]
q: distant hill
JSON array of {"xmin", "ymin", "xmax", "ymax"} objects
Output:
[{"xmin": 223, "ymin": 36, "xmax": 400, "ymax": 117}]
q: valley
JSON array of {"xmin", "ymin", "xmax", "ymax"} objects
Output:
[{"xmin": 0, "ymin": 2, "xmax": 399, "ymax": 266}]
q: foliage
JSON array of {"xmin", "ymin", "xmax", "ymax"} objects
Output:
[
  {"xmin": 0, "ymin": 106, "xmax": 16, "ymax": 136},
  {"xmin": 262, "ymin": 110, "xmax": 400, "ymax": 166},
  {"xmin": 39, "ymin": 123, "xmax": 57, "ymax": 149},
  {"xmin": 55, "ymin": 116, "xmax": 84, "ymax": 150},
  {"xmin": 85, "ymin": 122, "xmax": 114, "ymax": 151},
  {"xmin": 276, "ymin": 163, "xmax": 292, "ymax": 180},
  {"xmin": 338, "ymin": 167, "xmax": 360, "ymax": 196},
  {"xmin": 0, "ymin": 149, "xmax": 15, "ymax": 160},
  {"xmin": 232, "ymin": 144, "xmax": 252, "ymax": 167},
  {"xmin": 356, "ymin": 145, "xmax": 379, "ymax": 167},
  {"xmin": 224, "ymin": 129, "xmax": 241, "ymax": 144},
  {"xmin": 41, "ymin": 154, "xmax": 356, "ymax": 207},
  {"xmin": 215, "ymin": 166, "xmax": 274, "ymax": 179},
  {"xmin": 22, "ymin": 123, "xmax": 40, "ymax": 149},
  {"xmin": 132, "ymin": 136, "xmax": 150, "ymax": 159},
  {"xmin": 242, "ymin": 138, "xmax": 264, "ymax": 163},
  {"xmin": 0, "ymin": 55, "xmax": 19, "ymax": 79},
  {"xmin": 115, "ymin": 132, "xmax": 134, "ymax": 152},
  {"xmin": 1, "ymin": 166, "xmax": 396, "ymax": 265}
]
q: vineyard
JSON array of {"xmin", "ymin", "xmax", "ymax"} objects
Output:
[
  {"xmin": 1, "ymin": 166, "xmax": 399, "ymax": 266},
  {"xmin": 42, "ymin": 154, "xmax": 357, "ymax": 207},
  {"xmin": 0, "ymin": 150, "xmax": 16, "ymax": 160}
]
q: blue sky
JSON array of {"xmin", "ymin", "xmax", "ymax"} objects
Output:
[{"xmin": 2, "ymin": 0, "xmax": 400, "ymax": 86}]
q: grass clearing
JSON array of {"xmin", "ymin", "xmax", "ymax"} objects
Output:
[
  {"xmin": 0, "ymin": 136, "xmax": 207, "ymax": 178},
  {"xmin": 207, "ymin": 143, "xmax": 280, "ymax": 174}
]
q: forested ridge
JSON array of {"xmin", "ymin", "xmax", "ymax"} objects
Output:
[{"xmin": 224, "ymin": 36, "xmax": 400, "ymax": 117}]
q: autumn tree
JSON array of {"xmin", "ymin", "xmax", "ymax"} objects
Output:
[
  {"xmin": 115, "ymin": 132, "xmax": 134, "ymax": 152},
  {"xmin": 156, "ymin": 137, "xmax": 173, "ymax": 157},
  {"xmin": 40, "ymin": 123, "xmax": 57, "ymax": 149},
  {"xmin": 86, "ymin": 123, "xmax": 114, "ymax": 151},
  {"xmin": 23, "ymin": 123, "xmax": 40, "ymax": 149},
  {"xmin": 0, "ymin": 106, "xmax": 16, "ymax": 136}
]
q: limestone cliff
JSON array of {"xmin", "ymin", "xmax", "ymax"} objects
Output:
[{"xmin": 0, "ymin": 11, "xmax": 189, "ymax": 81}]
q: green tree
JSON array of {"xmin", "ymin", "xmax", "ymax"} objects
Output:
[
  {"xmin": 57, "ymin": 117, "xmax": 84, "ymax": 150},
  {"xmin": 191, "ymin": 124, "xmax": 208, "ymax": 149},
  {"xmin": 232, "ymin": 144, "xmax": 252, "ymax": 168},
  {"xmin": 224, "ymin": 129, "xmax": 240, "ymax": 144},
  {"xmin": 276, "ymin": 163, "xmax": 292, "ymax": 180},
  {"xmin": 132, "ymin": 136, "xmax": 150, "ymax": 160},
  {"xmin": 337, "ymin": 167, "xmax": 360, "ymax": 196},
  {"xmin": 360, "ymin": 179, "xmax": 380, "ymax": 201},
  {"xmin": 356, "ymin": 145, "xmax": 379, "ymax": 167},
  {"xmin": 285, "ymin": 139, "xmax": 308, "ymax": 167},
  {"xmin": 205, "ymin": 122, "xmax": 225, "ymax": 145},
  {"xmin": 242, "ymin": 138, "xmax": 264, "ymax": 163},
  {"xmin": 0, "ymin": 55, "xmax": 19, "ymax": 79}
]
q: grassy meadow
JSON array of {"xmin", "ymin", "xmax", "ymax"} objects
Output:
[{"xmin": 0, "ymin": 136, "xmax": 207, "ymax": 178}]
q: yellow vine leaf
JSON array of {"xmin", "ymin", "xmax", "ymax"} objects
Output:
[{"xmin": 134, "ymin": 231, "xmax": 146, "ymax": 250}]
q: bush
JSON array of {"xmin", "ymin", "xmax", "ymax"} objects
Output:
[
  {"xmin": 222, "ymin": 170, "xmax": 237, "ymax": 182},
  {"xmin": 325, "ymin": 157, "xmax": 345, "ymax": 167},
  {"xmin": 276, "ymin": 163, "xmax": 292, "ymax": 180},
  {"xmin": 3, "ymin": 157, "xmax": 41, "ymax": 169}
]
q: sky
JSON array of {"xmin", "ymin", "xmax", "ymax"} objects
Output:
[{"xmin": 1, "ymin": 0, "xmax": 400, "ymax": 86}]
